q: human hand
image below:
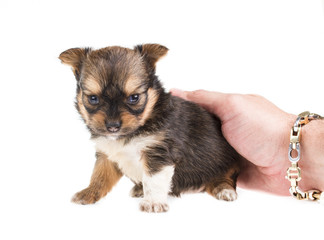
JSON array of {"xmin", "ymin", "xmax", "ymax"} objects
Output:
[{"xmin": 171, "ymin": 89, "xmax": 299, "ymax": 195}]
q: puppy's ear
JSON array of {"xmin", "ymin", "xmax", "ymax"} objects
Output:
[
  {"xmin": 134, "ymin": 44, "xmax": 168, "ymax": 70},
  {"xmin": 59, "ymin": 47, "xmax": 91, "ymax": 81}
]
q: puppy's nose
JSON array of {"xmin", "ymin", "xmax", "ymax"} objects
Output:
[{"xmin": 106, "ymin": 122, "xmax": 121, "ymax": 133}]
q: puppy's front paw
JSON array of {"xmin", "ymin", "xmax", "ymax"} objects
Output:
[
  {"xmin": 139, "ymin": 200, "xmax": 169, "ymax": 213},
  {"xmin": 71, "ymin": 187, "xmax": 102, "ymax": 205}
]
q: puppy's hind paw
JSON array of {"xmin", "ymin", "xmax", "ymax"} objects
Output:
[
  {"xmin": 139, "ymin": 200, "xmax": 169, "ymax": 213},
  {"xmin": 214, "ymin": 188, "xmax": 237, "ymax": 201}
]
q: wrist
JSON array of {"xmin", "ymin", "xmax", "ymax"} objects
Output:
[
  {"xmin": 298, "ymin": 119, "xmax": 324, "ymax": 192},
  {"xmin": 276, "ymin": 114, "xmax": 297, "ymax": 195}
]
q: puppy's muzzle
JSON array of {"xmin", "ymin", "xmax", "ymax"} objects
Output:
[{"xmin": 106, "ymin": 121, "xmax": 121, "ymax": 133}]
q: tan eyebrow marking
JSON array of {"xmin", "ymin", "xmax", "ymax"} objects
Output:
[
  {"xmin": 81, "ymin": 77, "xmax": 102, "ymax": 95},
  {"xmin": 124, "ymin": 76, "xmax": 147, "ymax": 96}
]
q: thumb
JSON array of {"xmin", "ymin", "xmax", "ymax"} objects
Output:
[{"xmin": 170, "ymin": 89, "xmax": 228, "ymax": 118}]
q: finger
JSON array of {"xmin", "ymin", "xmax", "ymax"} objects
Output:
[
  {"xmin": 171, "ymin": 89, "xmax": 228, "ymax": 118},
  {"xmin": 169, "ymin": 88, "xmax": 189, "ymax": 100}
]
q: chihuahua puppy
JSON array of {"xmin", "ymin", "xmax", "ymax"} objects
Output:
[{"xmin": 59, "ymin": 44, "xmax": 241, "ymax": 213}]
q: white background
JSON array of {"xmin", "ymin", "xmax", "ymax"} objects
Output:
[{"xmin": 1, "ymin": 0, "xmax": 323, "ymax": 239}]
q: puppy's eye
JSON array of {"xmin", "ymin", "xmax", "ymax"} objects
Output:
[
  {"xmin": 127, "ymin": 94, "xmax": 140, "ymax": 105},
  {"xmin": 88, "ymin": 95, "xmax": 99, "ymax": 105}
]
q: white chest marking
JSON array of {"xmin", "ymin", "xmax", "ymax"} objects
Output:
[{"xmin": 92, "ymin": 135, "xmax": 160, "ymax": 183}]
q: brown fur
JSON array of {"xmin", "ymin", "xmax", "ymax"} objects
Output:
[
  {"xmin": 82, "ymin": 77, "xmax": 102, "ymax": 96},
  {"xmin": 124, "ymin": 76, "xmax": 146, "ymax": 96},
  {"xmin": 139, "ymin": 88, "xmax": 159, "ymax": 125},
  {"xmin": 59, "ymin": 47, "xmax": 91, "ymax": 80},
  {"xmin": 205, "ymin": 165, "xmax": 239, "ymax": 201},
  {"xmin": 72, "ymin": 152, "xmax": 122, "ymax": 204},
  {"xmin": 76, "ymin": 92, "xmax": 90, "ymax": 124},
  {"xmin": 120, "ymin": 111, "xmax": 138, "ymax": 130},
  {"xmin": 134, "ymin": 44, "xmax": 168, "ymax": 68},
  {"xmin": 90, "ymin": 111, "xmax": 108, "ymax": 133}
]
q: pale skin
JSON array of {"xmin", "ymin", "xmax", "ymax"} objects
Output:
[{"xmin": 171, "ymin": 89, "xmax": 324, "ymax": 196}]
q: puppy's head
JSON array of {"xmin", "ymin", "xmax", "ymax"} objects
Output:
[{"xmin": 59, "ymin": 44, "xmax": 168, "ymax": 138}]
